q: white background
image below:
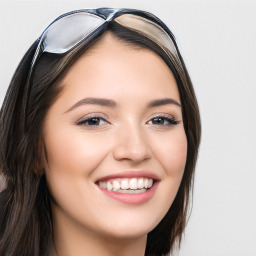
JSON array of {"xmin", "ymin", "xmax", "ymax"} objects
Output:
[{"xmin": 0, "ymin": 0, "xmax": 256, "ymax": 255}]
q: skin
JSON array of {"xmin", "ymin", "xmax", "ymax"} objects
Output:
[{"xmin": 43, "ymin": 32, "xmax": 187, "ymax": 256}]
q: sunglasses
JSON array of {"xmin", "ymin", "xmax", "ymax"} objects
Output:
[{"xmin": 28, "ymin": 8, "xmax": 183, "ymax": 82}]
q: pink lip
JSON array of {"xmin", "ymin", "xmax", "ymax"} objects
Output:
[
  {"xmin": 96, "ymin": 170, "xmax": 160, "ymax": 183},
  {"xmin": 95, "ymin": 170, "xmax": 160, "ymax": 205},
  {"xmin": 97, "ymin": 182, "xmax": 159, "ymax": 205}
]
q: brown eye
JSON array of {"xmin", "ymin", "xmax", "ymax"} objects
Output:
[
  {"xmin": 148, "ymin": 116, "xmax": 179, "ymax": 126},
  {"xmin": 86, "ymin": 118, "xmax": 101, "ymax": 126},
  {"xmin": 77, "ymin": 117, "xmax": 107, "ymax": 126},
  {"xmin": 151, "ymin": 117, "xmax": 165, "ymax": 125}
]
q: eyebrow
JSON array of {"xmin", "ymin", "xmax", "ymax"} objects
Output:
[
  {"xmin": 65, "ymin": 97, "xmax": 181, "ymax": 113},
  {"xmin": 65, "ymin": 97, "xmax": 117, "ymax": 113},
  {"xmin": 147, "ymin": 98, "xmax": 181, "ymax": 108}
]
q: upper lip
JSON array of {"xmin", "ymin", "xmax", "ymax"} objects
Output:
[{"xmin": 95, "ymin": 170, "xmax": 160, "ymax": 183}]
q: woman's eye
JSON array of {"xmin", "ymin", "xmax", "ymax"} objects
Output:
[
  {"xmin": 148, "ymin": 116, "xmax": 179, "ymax": 126},
  {"xmin": 77, "ymin": 117, "xmax": 107, "ymax": 127}
]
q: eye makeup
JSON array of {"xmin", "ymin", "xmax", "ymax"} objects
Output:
[
  {"xmin": 76, "ymin": 112, "xmax": 180, "ymax": 128},
  {"xmin": 147, "ymin": 113, "xmax": 180, "ymax": 126},
  {"xmin": 76, "ymin": 113, "xmax": 109, "ymax": 127}
]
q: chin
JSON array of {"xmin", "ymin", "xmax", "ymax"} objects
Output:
[
  {"xmin": 101, "ymin": 226, "xmax": 151, "ymax": 240},
  {"xmin": 96, "ymin": 215, "xmax": 160, "ymax": 240}
]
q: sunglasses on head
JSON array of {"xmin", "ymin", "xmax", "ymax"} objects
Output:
[{"xmin": 29, "ymin": 8, "xmax": 183, "ymax": 81}]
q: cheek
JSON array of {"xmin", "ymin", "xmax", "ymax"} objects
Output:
[
  {"xmin": 154, "ymin": 130, "xmax": 187, "ymax": 212},
  {"xmin": 140, "ymin": 129, "xmax": 187, "ymax": 228},
  {"xmin": 42, "ymin": 124, "xmax": 112, "ymax": 210},
  {"xmin": 44, "ymin": 126, "xmax": 108, "ymax": 176},
  {"xmin": 43, "ymin": 126, "xmax": 112, "ymax": 220},
  {"xmin": 154, "ymin": 130, "xmax": 187, "ymax": 177}
]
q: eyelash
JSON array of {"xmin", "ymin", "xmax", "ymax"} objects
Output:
[
  {"xmin": 77, "ymin": 114, "xmax": 180, "ymax": 127},
  {"xmin": 147, "ymin": 115, "xmax": 180, "ymax": 126},
  {"xmin": 77, "ymin": 114, "xmax": 109, "ymax": 127}
]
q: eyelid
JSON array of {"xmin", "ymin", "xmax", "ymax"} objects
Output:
[
  {"xmin": 146, "ymin": 113, "xmax": 181, "ymax": 126},
  {"xmin": 77, "ymin": 112, "xmax": 109, "ymax": 123},
  {"xmin": 76, "ymin": 113, "xmax": 110, "ymax": 127},
  {"xmin": 75, "ymin": 112, "xmax": 181, "ymax": 127},
  {"xmin": 147, "ymin": 113, "xmax": 176, "ymax": 121}
]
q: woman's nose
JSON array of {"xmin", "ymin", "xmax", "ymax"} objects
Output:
[{"xmin": 112, "ymin": 124, "xmax": 152, "ymax": 163}]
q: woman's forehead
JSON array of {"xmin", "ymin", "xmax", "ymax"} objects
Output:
[{"xmin": 59, "ymin": 32, "xmax": 180, "ymax": 101}]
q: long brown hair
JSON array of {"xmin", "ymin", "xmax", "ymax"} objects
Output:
[{"xmin": 0, "ymin": 20, "xmax": 201, "ymax": 256}]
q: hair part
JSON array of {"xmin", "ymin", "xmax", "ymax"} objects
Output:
[{"xmin": 0, "ymin": 20, "xmax": 200, "ymax": 256}]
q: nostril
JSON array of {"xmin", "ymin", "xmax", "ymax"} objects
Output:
[{"xmin": 113, "ymin": 146, "xmax": 151, "ymax": 162}]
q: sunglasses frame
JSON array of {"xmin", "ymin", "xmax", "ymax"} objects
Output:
[{"xmin": 25, "ymin": 7, "xmax": 184, "ymax": 115}]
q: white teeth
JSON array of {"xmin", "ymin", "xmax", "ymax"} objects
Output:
[
  {"xmin": 99, "ymin": 181, "xmax": 107, "ymax": 189},
  {"xmin": 137, "ymin": 178, "xmax": 144, "ymax": 189},
  {"xmin": 99, "ymin": 177, "xmax": 154, "ymax": 192},
  {"xmin": 107, "ymin": 181, "xmax": 113, "ymax": 191},
  {"xmin": 121, "ymin": 179, "xmax": 129, "ymax": 189},
  {"xmin": 144, "ymin": 178, "xmax": 149, "ymax": 188},
  {"xmin": 148, "ymin": 178, "xmax": 153, "ymax": 188},
  {"xmin": 129, "ymin": 178, "xmax": 138, "ymax": 190},
  {"xmin": 112, "ymin": 180, "xmax": 121, "ymax": 191}
]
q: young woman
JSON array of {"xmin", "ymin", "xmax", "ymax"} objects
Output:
[{"xmin": 0, "ymin": 8, "xmax": 201, "ymax": 256}]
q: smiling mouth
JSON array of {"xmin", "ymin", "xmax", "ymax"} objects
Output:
[
  {"xmin": 97, "ymin": 177, "xmax": 154, "ymax": 194},
  {"xmin": 95, "ymin": 171, "xmax": 160, "ymax": 204}
]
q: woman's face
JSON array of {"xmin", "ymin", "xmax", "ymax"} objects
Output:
[{"xmin": 43, "ymin": 32, "xmax": 187, "ymax": 240}]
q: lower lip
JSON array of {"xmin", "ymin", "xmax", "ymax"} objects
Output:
[{"xmin": 97, "ymin": 182, "xmax": 159, "ymax": 205}]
